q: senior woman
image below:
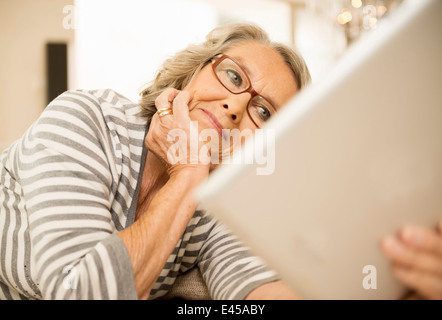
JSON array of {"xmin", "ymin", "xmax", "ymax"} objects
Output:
[
  {"xmin": 0, "ymin": 23, "xmax": 310, "ymax": 300},
  {"xmin": 3, "ymin": 22, "xmax": 440, "ymax": 301}
]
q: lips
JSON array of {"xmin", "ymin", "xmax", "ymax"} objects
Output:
[{"xmin": 199, "ymin": 109, "xmax": 224, "ymax": 137}]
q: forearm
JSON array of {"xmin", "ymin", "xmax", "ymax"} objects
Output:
[
  {"xmin": 245, "ymin": 280, "xmax": 301, "ymax": 300},
  {"xmin": 117, "ymin": 168, "xmax": 208, "ymax": 299}
]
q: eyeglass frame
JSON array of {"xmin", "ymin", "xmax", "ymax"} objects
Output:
[{"xmin": 211, "ymin": 54, "xmax": 278, "ymax": 128}]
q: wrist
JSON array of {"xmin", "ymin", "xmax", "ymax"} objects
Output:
[{"xmin": 168, "ymin": 165, "xmax": 209, "ymax": 186}]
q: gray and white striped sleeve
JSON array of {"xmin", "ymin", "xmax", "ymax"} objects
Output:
[
  {"xmin": 198, "ymin": 220, "xmax": 280, "ymax": 300},
  {"xmin": 17, "ymin": 91, "xmax": 137, "ymax": 299}
]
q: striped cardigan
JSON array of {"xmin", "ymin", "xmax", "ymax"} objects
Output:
[{"xmin": 0, "ymin": 89, "xmax": 278, "ymax": 300}]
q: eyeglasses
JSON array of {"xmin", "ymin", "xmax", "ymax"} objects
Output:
[{"xmin": 211, "ymin": 54, "xmax": 277, "ymax": 128}]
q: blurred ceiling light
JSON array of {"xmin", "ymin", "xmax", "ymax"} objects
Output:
[
  {"xmin": 377, "ymin": 5, "xmax": 388, "ymax": 17},
  {"xmin": 367, "ymin": 17, "xmax": 378, "ymax": 27},
  {"xmin": 351, "ymin": 0, "xmax": 362, "ymax": 9},
  {"xmin": 337, "ymin": 10, "xmax": 353, "ymax": 25}
]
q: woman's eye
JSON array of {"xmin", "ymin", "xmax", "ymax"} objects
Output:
[
  {"xmin": 226, "ymin": 69, "xmax": 243, "ymax": 87},
  {"xmin": 251, "ymin": 103, "xmax": 271, "ymax": 122},
  {"xmin": 257, "ymin": 106, "xmax": 271, "ymax": 121}
]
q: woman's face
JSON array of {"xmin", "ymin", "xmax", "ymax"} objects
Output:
[{"xmin": 185, "ymin": 41, "xmax": 298, "ymax": 164}]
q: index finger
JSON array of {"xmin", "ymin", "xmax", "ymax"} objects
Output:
[
  {"xmin": 155, "ymin": 88, "xmax": 181, "ymax": 111},
  {"xmin": 171, "ymin": 91, "xmax": 192, "ymax": 124},
  {"xmin": 399, "ymin": 225, "xmax": 442, "ymax": 257}
]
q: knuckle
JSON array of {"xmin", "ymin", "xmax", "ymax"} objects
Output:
[
  {"xmin": 174, "ymin": 91, "xmax": 190, "ymax": 104},
  {"xmin": 155, "ymin": 95, "xmax": 165, "ymax": 107},
  {"xmin": 155, "ymin": 88, "xmax": 172, "ymax": 105}
]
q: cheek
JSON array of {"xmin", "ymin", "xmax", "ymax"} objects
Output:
[
  {"xmin": 239, "ymin": 119, "xmax": 258, "ymax": 134},
  {"xmin": 186, "ymin": 71, "xmax": 225, "ymax": 106}
]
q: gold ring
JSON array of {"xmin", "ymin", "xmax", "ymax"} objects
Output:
[
  {"xmin": 157, "ymin": 107, "xmax": 172, "ymax": 113},
  {"xmin": 157, "ymin": 107, "xmax": 173, "ymax": 118}
]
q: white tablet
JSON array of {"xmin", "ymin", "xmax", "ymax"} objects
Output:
[{"xmin": 196, "ymin": 0, "xmax": 442, "ymax": 299}]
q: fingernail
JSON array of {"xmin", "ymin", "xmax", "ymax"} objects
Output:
[
  {"xmin": 382, "ymin": 236, "xmax": 404, "ymax": 257},
  {"xmin": 401, "ymin": 226, "xmax": 423, "ymax": 247}
]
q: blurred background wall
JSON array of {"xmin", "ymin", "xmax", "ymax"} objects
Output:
[
  {"xmin": 0, "ymin": 0, "xmax": 403, "ymax": 152},
  {"xmin": 0, "ymin": 0, "xmax": 74, "ymax": 152}
]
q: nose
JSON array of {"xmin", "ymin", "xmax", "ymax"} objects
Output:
[{"xmin": 222, "ymin": 92, "xmax": 251, "ymax": 123}]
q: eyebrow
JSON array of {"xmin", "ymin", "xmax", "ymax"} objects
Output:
[
  {"xmin": 232, "ymin": 55, "xmax": 254, "ymax": 78},
  {"xmin": 232, "ymin": 55, "xmax": 280, "ymax": 109}
]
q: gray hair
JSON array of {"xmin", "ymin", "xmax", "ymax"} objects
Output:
[{"xmin": 139, "ymin": 22, "xmax": 311, "ymax": 122}]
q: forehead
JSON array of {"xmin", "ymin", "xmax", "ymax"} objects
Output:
[{"xmin": 223, "ymin": 41, "xmax": 298, "ymax": 109}]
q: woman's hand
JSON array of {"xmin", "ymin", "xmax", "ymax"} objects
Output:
[
  {"xmin": 145, "ymin": 88, "xmax": 210, "ymax": 177},
  {"xmin": 120, "ymin": 89, "xmax": 213, "ymax": 299},
  {"xmin": 381, "ymin": 220, "xmax": 442, "ymax": 299}
]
